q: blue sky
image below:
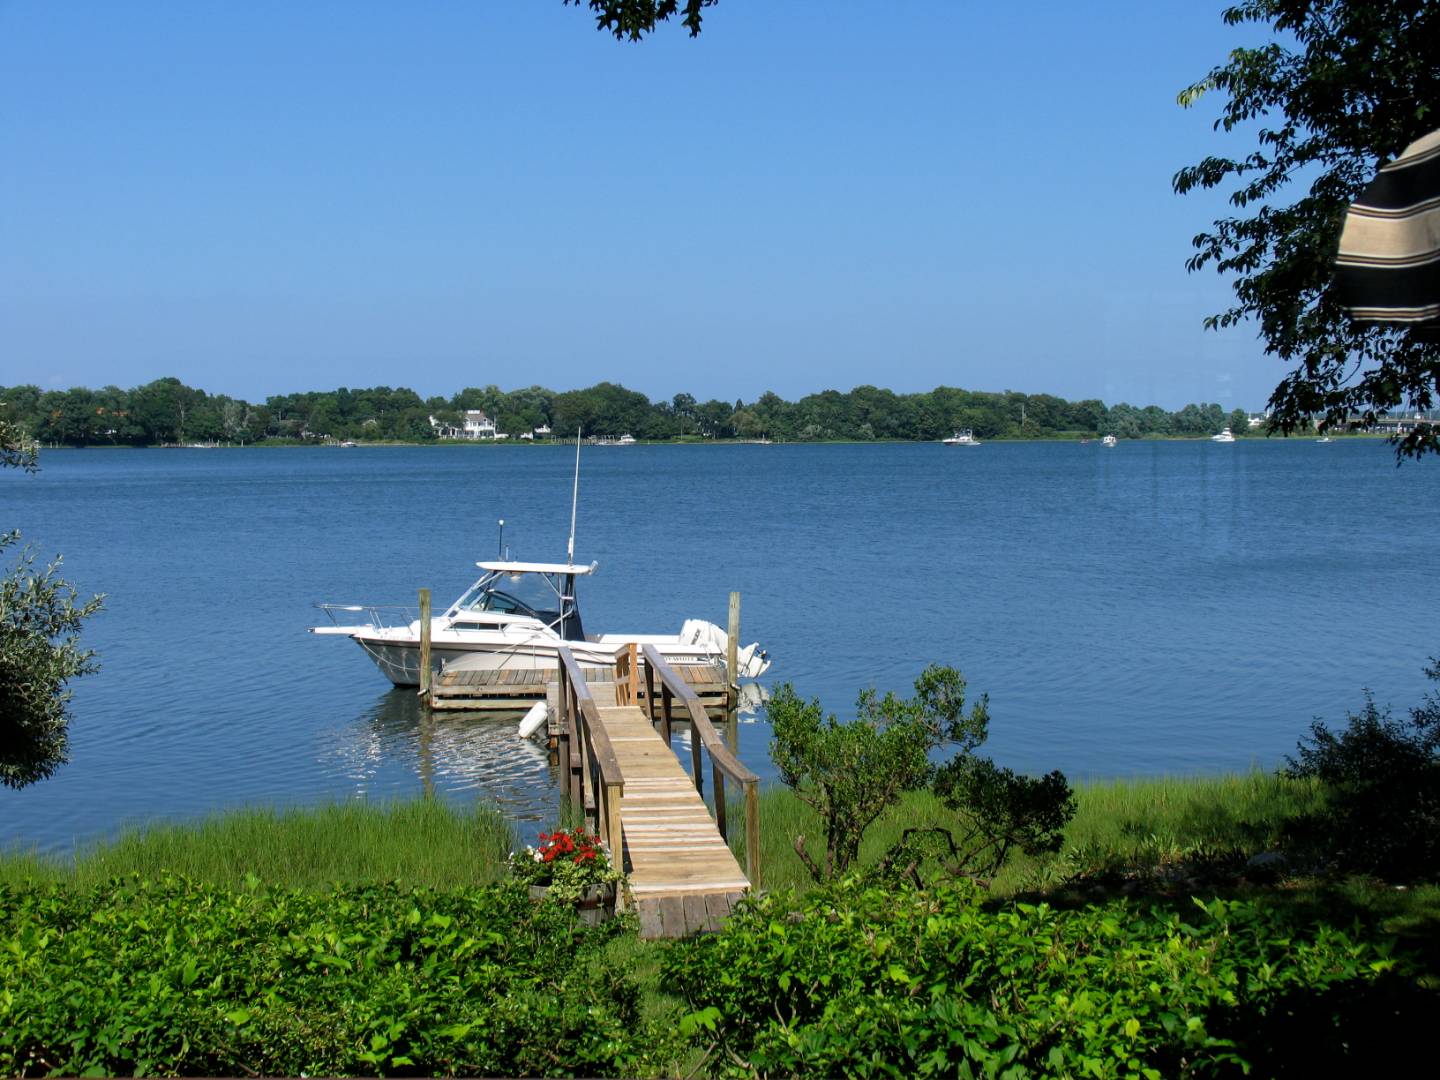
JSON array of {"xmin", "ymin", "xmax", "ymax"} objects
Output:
[{"xmin": 2, "ymin": 1, "xmax": 1279, "ymax": 410}]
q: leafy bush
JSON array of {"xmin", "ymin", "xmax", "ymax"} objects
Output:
[
  {"xmin": 768, "ymin": 666, "xmax": 1074, "ymax": 885},
  {"xmin": 932, "ymin": 756, "xmax": 1075, "ymax": 878},
  {"xmin": 0, "ymin": 876, "xmax": 681, "ymax": 1077},
  {"xmin": 767, "ymin": 665, "xmax": 989, "ymax": 881},
  {"xmin": 1285, "ymin": 660, "xmax": 1440, "ymax": 880},
  {"xmin": 664, "ymin": 880, "xmax": 1421, "ymax": 1078},
  {"xmin": 1, "ymin": 419, "xmax": 104, "ymax": 790}
]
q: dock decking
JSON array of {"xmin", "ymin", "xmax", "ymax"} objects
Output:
[
  {"xmin": 427, "ymin": 657, "xmax": 731, "ymax": 717},
  {"xmin": 553, "ymin": 644, "xmax": 760, "ymax": 939},
  {"xmin": 595, "ymin": 704, "xmax": 751, "ymax": 936}
]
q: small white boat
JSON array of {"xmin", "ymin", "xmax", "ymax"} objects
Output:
[
  {"xmin": 311, "ymin": 559, "xmax": 770, "ymax": 687},
  {"xmin": 1316, "ymin": 436, "xmax": 1333, "ymax": 443},
  {"xmin": 1102, "ymin": 434, "xmax": 1117, "ymax": 447},
  {"xmin": 1211, "ymin": 428, "xmax": 1236, "ymax": 443},
  {"xmin": 312, "ymin": 436, "xmax": 767, "ymax": 686},
  {"xmin": 942, "ymin": 429, "xmax": 981, "ymax": 446},
  {"xmin": 617, "ymin": 434, "xmax": 637, "ymax": 446}
]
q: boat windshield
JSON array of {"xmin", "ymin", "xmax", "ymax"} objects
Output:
[{"xmin": 448, "ymin": 569, "xmax": 585, "ymax": 640}]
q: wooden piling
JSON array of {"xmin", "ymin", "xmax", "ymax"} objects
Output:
[
  {"xmin": 726, "ymin": 591, "xmax": 740, "ymax": 751},
  {"xmin": 418, "ymin": 588, "xmax": 432, "ymax": 698}
]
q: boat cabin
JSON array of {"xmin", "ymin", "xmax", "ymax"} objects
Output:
[{"xmin": 443, "ymin": 560, "xmax": 595, "ymax": 642}]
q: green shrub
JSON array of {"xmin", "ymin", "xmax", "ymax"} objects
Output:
[
  {"xmin": 1286, "ymin": 661, "xmax": 1440, "ymax": 881},
  {"xmin": 766, "ymin": 665, "xmax": 990, "ymax": 882},
  {"xmin": 663, "ymin": 880, "xmax": 1420, "ymax": 1077},
  {"xmin": 0, "ymin": 876, "xmax": 682, "ymax": 1077}
]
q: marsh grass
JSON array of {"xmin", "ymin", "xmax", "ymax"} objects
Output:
[
  {"xmin": 0, "ymin": 799, "xmax": 515, "ymax": 890},
  {"xmin": 733, "ymin": 771, "xmax": 1328, "ymax": 894}
]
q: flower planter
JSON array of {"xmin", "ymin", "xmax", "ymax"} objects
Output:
[{"xmin": 528, "ymin": 882, "xmax": 617, "ymax": 925}]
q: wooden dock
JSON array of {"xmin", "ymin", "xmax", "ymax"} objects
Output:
[
  {"xmin": 555, "ymin": 644, "xmax": 759, "ymax": 939},
  {"xmin": 426, "ymin": 663, "xmax": 610, "ymax": 711},
  {"xmin": 427, "ymin": 656, "xmax": 732, "ymax": 717}
]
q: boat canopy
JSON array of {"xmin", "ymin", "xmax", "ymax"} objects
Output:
[{"xmin": 474, "ymin": 560, "xmax": 598, "ymax": 575}]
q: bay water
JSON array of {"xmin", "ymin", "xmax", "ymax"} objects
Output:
[{"xmin": 3, "ymin": 440, "xmax": 1436, "ymax": 855}]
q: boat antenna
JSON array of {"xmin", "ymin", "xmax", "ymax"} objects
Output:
[
  {"xmin": 496, "ymin": 518, "xmax": 505, "ymax": 559},
  {"xmin": 567, "ymin": 427, "xmax": 581, "ymax": 565}
]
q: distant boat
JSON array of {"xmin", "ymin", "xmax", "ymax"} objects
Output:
[
  {"xmin": 1211, "ymin": 428, "xmax": 1236, "ymax": 443},
  {"xmin": 1102, "ymin": 434, "xmax": 1117, "ymax": 447},
  {"xmin": 1316, "ymin": 436, "xmax": 1333, "ymax": 444},
  {"xmin": 617, "ymin": 434, "xmax": 637, "ymax": 446},
  {"xmin": 942, "ymin": 429, "xmax": 981, "ymax": 446}
]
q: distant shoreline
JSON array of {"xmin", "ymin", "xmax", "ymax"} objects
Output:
[{"xmin": 33, "ymin": 432, "xmax": 1389, "ymax": 450}]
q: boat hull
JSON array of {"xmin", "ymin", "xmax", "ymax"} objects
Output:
[{"xmin": 347, "ymin": 631, "xmax": 721, "ymax": 687}]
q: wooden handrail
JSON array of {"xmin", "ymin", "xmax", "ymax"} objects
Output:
[
  {"xmin": 556, "ymin": 647, "xmax": 625, "ymax": 854},
  {"xmin": 640, "ymin": 643, "xmax": 761, "ymax": 888},
  {"xmin": 640, "ymin": 646, "xmax": 756, "ymax": 786}
]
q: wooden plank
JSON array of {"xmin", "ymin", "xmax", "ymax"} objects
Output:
[
  {"xmin": 637, "ymin": 900, "xmax": 664, "ymax": 940},
  {"xmin": 657, "ymin": 895, "xmax": 686, "ymax": 939},
  {"xmin": 683, "ymin": 894, "xmax": 708, "ymax": 937},
  {"xmin": 703, "ymin": 892, "xmax": 731, "ymax": 932}
]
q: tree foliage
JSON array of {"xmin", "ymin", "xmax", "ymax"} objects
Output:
[
  {"xmin": 563, "ymin": 0, "xmax": 715, "ymax": 40},
  {"xmin": 1175, "ymin": 0, "xmax": 1440, "ymax": 455},
  {"xmin": 2, "ymin": 377, "xmax": 1258, "ymax": 447},
  {"xmin": 0, "ymin": 419, "xmax": 37, "ymax": 473},
  {"xmin": 0, "ymin": 418, "xmax": 102, "ymax": 790},
  {"xmin": 767, "ymin": 666, "xmax": 989, "ymax": 882},
  {"xmin": 1285, "ymin": 658, "xmax": 1440, "ymax": 880}
]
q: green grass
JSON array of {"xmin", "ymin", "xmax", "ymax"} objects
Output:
[
  {"xmin": 0, "ymin": 799, "xmax": 515, "ymax": 890},
  {"xmin": 734, "ymin": 771, "xmax": 1328, "ymax": 894}
]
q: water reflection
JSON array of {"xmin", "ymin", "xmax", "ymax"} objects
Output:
[{"xmin": 320, "ymin": 689, "xmax": 559, "ymax": 824}]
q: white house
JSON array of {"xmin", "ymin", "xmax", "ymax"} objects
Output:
[
  {"xmin": 462, "ymin": 410, "xmax": 497, "ymax": 439},
  {"xmin": 429, "ymin": 409, "xmax": 498, "ymax": 440}
]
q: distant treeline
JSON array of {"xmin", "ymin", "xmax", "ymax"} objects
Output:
[{"xmin": 0, "ymin": 378, "xmax": 1257, "ymax": 446}]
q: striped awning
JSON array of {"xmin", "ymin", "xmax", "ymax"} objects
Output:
[{"xmin": 1335, "ymin": 127, "xmax": 1440, "ymax": 330}]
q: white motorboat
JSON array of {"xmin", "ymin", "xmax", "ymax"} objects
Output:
[
  {"xmin": 311, "ymin": 559, "xmax": 770, "ymax": 686},
  {"xmin": 313, "ymin": 434, "xmax": 768, "ymax": 686},
  {"xmin": 1211, "ymin": 428, "xmax": 1236, "ymax": 443},
  {"xmin": 1102, "ymin": 434, "xmax": 1117, "ymax": 447},
  {"xmin": 942, "ymin": 429, "xmax": 981, "ymax": 446}
]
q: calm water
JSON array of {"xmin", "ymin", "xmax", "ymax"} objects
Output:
[{"xmin": 3, "ymin": 440, "xmax": 1436, "ymax": 855}]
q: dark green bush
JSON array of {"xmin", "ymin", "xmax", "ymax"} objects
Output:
[
  {"xmin": 1286, "ymin": 660, "xmax": 1440, "ymax": 880},
  {"xmin": 663, "ymin": 880, "xmax": 1420, "ymax": 1077},
  {"xmin": 0, "ymin": 876, "xmax": 681, "ymax": 1077}
]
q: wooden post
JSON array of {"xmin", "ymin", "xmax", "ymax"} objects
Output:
[
  {"xmin": 418, "ymin": 588, "xmax": 432, "ymax": 698},
  {"xmin": 713, "ymin": 766, "xmax": 727, "ymax": 840},
  {"xmin": 604, "ymin": 781, "xmax": 624, "ymax": 861},
  {"xmin": 644, "ymin": 658, "xmax": 657, "ymax": 726},
  {"xmin": 557, "ymin": 658, "xmax": 572, "ymax": 808},
  {"xmin": 568, "ymin": 686, "xmax": 582, "ymax": 811},
  {"xmin": 660, "ymin": 684, "xmax": 673, "ymax": 746},
  {"xmin": 744, "ymin": 779, "xmax": 761, "ymax": 889},
  {"xmin": 691, "ymin": 716, "xmax": 704, "ymax": 796},
  {"xmin": 628, "ymin": 642, "xmax": 639, "ymax": 707},
  {"xmin": 726, "ymin": 591, "xmax": 741, "ymax": 752}
]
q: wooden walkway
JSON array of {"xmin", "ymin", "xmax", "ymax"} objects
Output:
[
  {"xmin": 555, "ymin": 645, "xmax": 760, "ymax": 939},
  {"xmin": 596, "ymin": 704, "xmax": 750, "ymax": 937}
]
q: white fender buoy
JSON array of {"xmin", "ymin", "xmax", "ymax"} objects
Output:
[{"xmin": 517, "ymin": 700, "xmax": 549, "ymax": 740}]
